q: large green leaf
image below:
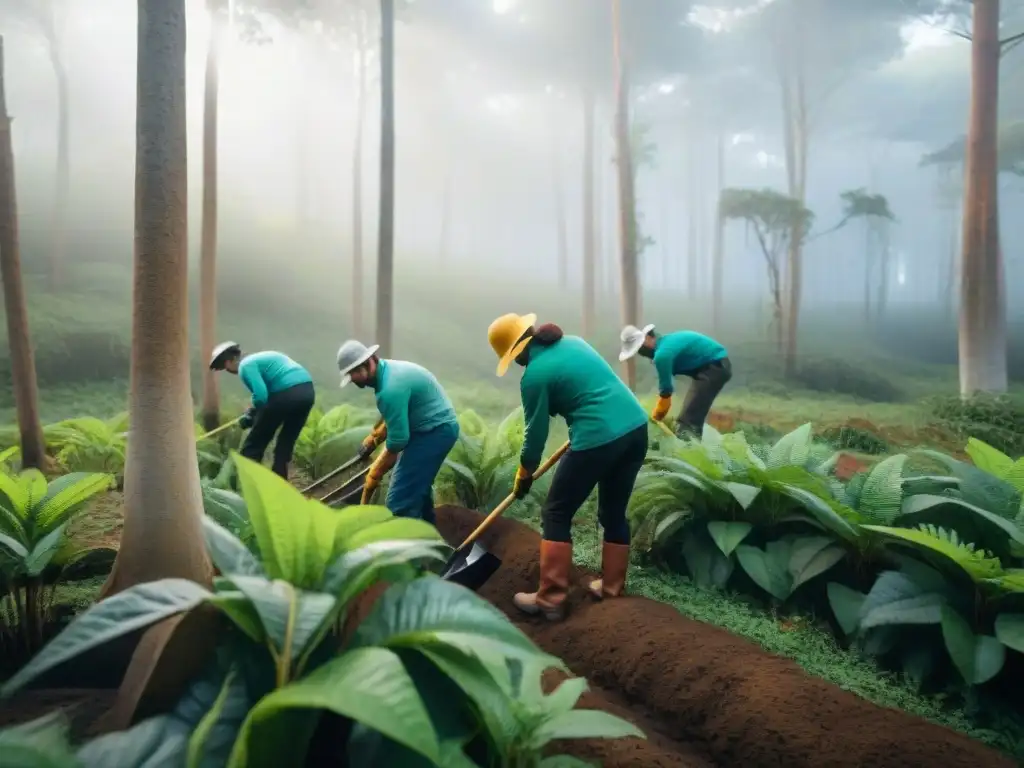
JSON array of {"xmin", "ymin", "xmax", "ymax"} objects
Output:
[
  {"xmin": 826, "ymin": 582, "xmax": 866, "ymax": 636},
  {"xmin": 225, "ymin": 576, "xmax": 335, "ymax": 662},
  {"xmin": 232, "ymin": 454, "xmax": 334, "ymax": 588},
  {"xmin": 201, "ymin": 517, "xmax": 264, "ymax": 577},
  {"xmin": 0, "ymin": 712, "xmax": 79, "ymax": 768},
  {"xmin": 344, "ymin": 518, "xmax": 443, "ymax": 551},
  {"xmin": 707, "ymin": 521, "xmax": 752, "ymax": 557},
  {"xmin": 33, "ymin": 472, "xmax": 114, "ymax": 531},
  {"xmin": 186, "ymin": 667, "xmax": 253, "ymax": 768},
  {"xmin": 0, "ymin": 469, "xmax": 29, "ymax": 515},
  {"xmin": 789, "ymin": 536, "xmax": 845, "ymax": 591},
  {"xmin": 766, "ymin": 423, "xmax": 812, "ymax": 469},
  {"xmin": 964, "ymin": 438, "xmax": 1016, "ymax": 481},
  {"xmin": 353, "ymin": 577, "xmax": 557, "ymax": 666},
  {"xmin": 78, "ymin": 714, "xmax": 191, "ymax": 767},
  {"xmin": 719, "ymin": 482, "xmax": 760, "ymax": 510},
  {"xmin": 736, "ymin": 541, "xmax": 792, "ymax": 601},
  {"xmin": 776, "ymin": 484, "xmax": 858, "ymax": 541},
  {"xmin": 24, "ymin": 523, "xmax": 69, "ymax": 576},
  {"xmin": 862, "ymin": 524, "xmax": 1004, "ymax": 584},
  {"xmin": 940, "ymin": 605, "xmax": 1006, "ymax": 685},
  {"xmin": 0, "ymin": 530, "xmax": 28, "ymax": 558},
  {"xmin": 898, "ymin": 494, "xmax": 1024, "ymax": 561},
  {"xmin": 858, "ymin": 570, "xmax": 946, "ymax": 630},
  {"xmin": 530, "ymin": 709, "xmax": 644, "ymax": 749},
  {"xmin": 681, "ymin": 528, "xmax": 733, "ymax": 589},
  {"xmin": 229, "ymin": 647, "xmax": 440, "ymax": 767},
  {"xmin": 331, "ymin": 506, "xmax": 395, "ymax": 550},
  {"xmin": 994, "ymin": 613, "xmax": 1024, "ymax": 654},
  {"xmin": 857, "ymin": 454, "xmax": 907, "ymax": 525},
  {"xmin": 2, "ymin": 579, "xmax": 211, "ymax": 697}
]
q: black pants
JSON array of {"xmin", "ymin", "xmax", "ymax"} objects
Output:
[
  {"xmin": 542, "ymin": 425, "xmax": 648, "ymax": 545},
  {"xmin": 676, "ymin": 357, "xmax": 732, "ymax": 438},
  {"xmin": 240, "ymin": 382, "xmax": 315, "ymax": 478}
]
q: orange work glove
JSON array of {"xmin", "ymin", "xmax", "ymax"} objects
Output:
[
  {"xmin": 361, "ymin": 448, "xmax": 398, "ymax": 504},
  {"xmin": 651, "ymin": 395, "xmax": 672, "ymax": 422},
  {"xmin": 359, "ymin": 421, "xmax": 388, "ymax": 459},
  {"xmin": 512, "ymin": 465, "xmax": 534, "ymax": 499}
]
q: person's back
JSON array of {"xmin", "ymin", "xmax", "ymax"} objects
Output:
[
  {"xmin": 375, "ymin": 359, "xmax": 457, "ymax": 438},
  {"xmin": 523, "ymin": 335, "xmax": 646, "ymax": 451},
  {"xmin": 239, "ymin": 351, "xmax": 312, "ymax": 400},
  {"xmin": 654, "ymin": 331, "xmax": 727, "ymax": 377}
]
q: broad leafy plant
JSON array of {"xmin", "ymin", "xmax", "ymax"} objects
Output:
[
  {"xmin": 44, "ymin": 415, "xmax": 129, "ymax": 474},
  {"xmin": 438, "ymin": 408, "xmax": 550, "ymax": 513},
  {"xmin": 0, "ymin": 467, "xmax": 114, "ymax": 659},
  {"xmin": 1, "ymin": 454, "xmax": 572, "ymax": 767},
  {"xmin": 292, "ymin": 404, "xmax": 377, "ymax": 479}
]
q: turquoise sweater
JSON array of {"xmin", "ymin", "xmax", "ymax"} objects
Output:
[
  {"xmin": 374, "ymin": 359, "xmax": 457, "ymax": 453},
  {"xmin": 653, "ymin": 331, "xmax": 728, "ymax": 396},
  {"xmin": 519, "ymin": 335, "xmax": 646, "ymax": 470},
  {"xmin": 238, "ymin": 351, "xmax": 312, "ymax": 407}
]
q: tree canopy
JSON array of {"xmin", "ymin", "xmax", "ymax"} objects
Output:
[{"xmin": 921, "ymin": 121, "xmax": 1024, "ymax": 176}]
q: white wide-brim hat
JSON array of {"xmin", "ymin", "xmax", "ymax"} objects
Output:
[
  {"xmin": 618, "ymin": 323, "xmax": 655, "ymax": 362},
  {"xmin": 337, "ymin": 340, "xmax": 380, "ymax": 387}
]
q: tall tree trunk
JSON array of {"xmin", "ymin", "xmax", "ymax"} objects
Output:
[
  {"xmin": 375, "ymin": 0, "xmax": 395, "ymax": 355},
  {"xmin": 959, "ymin": 0, "xmax": 1006, "ymax": 395},
  {"xmin": 47, "ymin": 41, "xmax": 69, "ymax": 293},
  {"xmin": 612, "ymin": 0, "xmax": 638, "ymax": 390},
  {"xmin": 581, "ymin": 86, "xmax": 596, "ymax": 337},
  {"xmin": 876, "ymin": 219, "xmax": 890, "ymax": 324},
  {"xmin": 686, "ymin": 132, "xmax": 698, "ymax": 300},
  {"xmin": 0, "ymin": 37, "xmax": 46, "ymax": 470},
  {"xmin": 199, "ymin": 3, "xmax": 222, "ymax": 432},
  {"xmin": 711, "ymin": 130, "xmax": 725, "ymax": 334},
  {"xmin": 551, "ymin": 122, "xmax": 569, "ymax": 291},
  {"xmin": 944, "ymin": 204, "xmax": 958, "ymax": 321},
  {"xmin": 351, "ymin": 23, "xmax": 367, "ymax": 337},
  {"xmin": 102, "ymin": 0, "xmax": 210, "ymax": 596},
  {"xmin": 863, "ymin": 219, "xmax": 872, "ymax": 327}
]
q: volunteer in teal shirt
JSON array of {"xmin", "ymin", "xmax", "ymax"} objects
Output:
[
  {"xmin": 209, "ymin": 342, "xmax": 315, "ymax": 480},
  {"xmin": 619, "ymin": 324, "xmax": 732, "ymax": 437},
  {"xmin": 336, "ymin": 339, "xmax": 459, "ymax": 523},
  {"xmin": 487, "ymin": 313, "xmax": 649, "ymax": 622}
]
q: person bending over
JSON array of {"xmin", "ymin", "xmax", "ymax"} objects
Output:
[
  {"xmin": 619, "ymin": 324, "xmax": 732, "ymax": 438},
  {"xmin": 487, "ymin": 313, "xmax": 649, "ymax": 622},
  {"xmin": 209, "ymin": 342, "xmax": 315, "ymax": 480},
  {"xmin": 336, "ymin": 339, "xmax": 459, "ymax": 523}
]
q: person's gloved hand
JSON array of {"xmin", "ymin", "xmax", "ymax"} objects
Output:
[
  {"xmin": 651, "ymin": 395, "xmax": 672, "ymax": 422},
  {"xmin": 512, "ymin": 465, "xmax": 534, "ymax": 499},
  {"xmin": 359, "ymin": 422, "xmax": 387, "ymax": 460},
  {"xmin": 361, "ymin": 449, "xmax": 398, "ymax": 504},
  {"xmin": 239, "ymin": 407, "xmax": 257, "ymax": 430}
]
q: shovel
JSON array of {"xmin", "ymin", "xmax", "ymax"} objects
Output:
[
  {"xmin": 301, "ymin": 452, "xmax": 370, "ymax": 496},
  {"xmin": 319, "ymin": 465, "xmax": 372, "ymax": 506},
  {"xmin": 441, "ymin": 441, "xmax": 570, "ymax": 591},
  {"xmin": 651, "ymin": 419, "xmax": 676, "ymax": 438}
]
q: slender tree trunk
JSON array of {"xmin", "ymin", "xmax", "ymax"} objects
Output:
[
  {"xmin": 711, "ymin": 130, "xmax": 725, "ymax": 334},
  {"xmin": 944, "ymin": 204, "xmax": 958, "ymax": 320},
  {"xmin": 876, "ymin": 219, "xmax": 890, "ymax": 324},
  {"xmin": 959, "ymin": 0, "xmax": 1006, "ymax": 395},
  {"xmin": 375, "ymin": 0, "xmax": 395, "ymax": 355},
  {"xmin": 352, "ymin": 24, "xmax": 367, "ymax": 337},
  {"xmin": 863, "ymin": 219, "xmax": 872, "ymax": 327},
  {"xmin": 102, "ymin": 0, "xmax": 210, "ymax": 596},
  {"xmin": 581, "ymin": 86, "xmax": 596, "ymax": 337},
  {"xmin": 199, "ymin": 3, "xmax": 222, "ymax": 432},
  {"xmin": 0, "ymin": 37, "xmax": 46, "ymax": 470},
  {"xmin": 550, "ymin": 120, "xmax": 569, "ymax": 290},
  {"xmin": 294, "ymin": 45, "xmax": 308, "ymax": 229},
  {"xmin": 612, "ymin": 0, "xmax": 638, "ymax": 390},
  {"xmin": 686, "ymin": 132, "xmax": 698, "ymax": 300},
  {"xmin": 47, "ymin": 41, "xmax": 69, "ymax": 293}
]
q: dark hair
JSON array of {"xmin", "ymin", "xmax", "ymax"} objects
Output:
[
  {"xmin": 531, "ymin": 323, "xmax": 564, "ymax": 346},
  {"xmin": 645, "ymin": 329, "xmax": 656, "ymax": 339}
]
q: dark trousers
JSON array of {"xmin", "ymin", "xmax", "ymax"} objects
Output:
[
  {"xmin": 240, "ymin": 381, "xmax": 315, "ymax": 478},
  {"xmin": 676, "ymin": 357, "xmax": 732, "ymax": 438},
  {"xmin": 385, "ymin": 421, "xmax": 460, "ymax": 524},
  {"xmin": 541, "ymin": 425, "xmax": 648, "ymax": 545}
]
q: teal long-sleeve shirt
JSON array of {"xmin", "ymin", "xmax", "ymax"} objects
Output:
[
  {"xmin": 238, "ymin": 351, "xmax": 312, "ymax": 407},
  {"xmin": 519, "ymin": 335, "xmax": 647, "ymax": 471},
  {"xmin": 374, "ymin": 359, "xmax": 457, "ymax": 453},
  {"xmin": 652, "ymin": 331, "xmax": 727, "ymax": 397}
]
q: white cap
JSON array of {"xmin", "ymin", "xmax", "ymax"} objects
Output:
[
  {"xmin": 336, "ymin": 339, "xmax": 379, "ymax": 387},
  {"xmin": 618, "ymin": 324, "xmax": 655, "ymax": 361}
]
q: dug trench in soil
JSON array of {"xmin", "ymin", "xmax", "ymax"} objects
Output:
[{"xmin": 435, "ymin": 505, "xmax": 1015, "ymax": 768}]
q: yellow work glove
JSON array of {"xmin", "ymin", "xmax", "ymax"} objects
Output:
[
  {"xmin": 512, "ymin": 465, "xmax": 534, "ymax": 499},
  {"xmin": 361, "ymin": 448, "xmax": 398, "ymax": 504},
  {"xmin": 359, "ymin": 421, "xmax": 388, "ymax": 459},
  {"xmin": 651, "ymin": 395, "xmax": 672, "ymax": 422}
]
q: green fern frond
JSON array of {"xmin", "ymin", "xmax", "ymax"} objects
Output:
[{"xmin": 863, "ymin": 523, "xmax": 1004, "ymax": 582}]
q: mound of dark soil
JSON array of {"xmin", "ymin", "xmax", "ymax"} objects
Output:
[{"xmin": 435, "ymin": 505, "xmax": 1014, "ymax": 768}]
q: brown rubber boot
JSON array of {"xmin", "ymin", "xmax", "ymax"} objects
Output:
[
  {"xmin": 587, "ymin": 542, "xmax": 630, "ymax": 599},
  {"xmin": 513, "ymin": 540, "xmax": 572, "ymax": 621}
]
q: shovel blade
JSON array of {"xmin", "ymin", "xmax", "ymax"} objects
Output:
[{"xmin": 441, "ymin": 541, "xmax": 501, "ymax": 591}]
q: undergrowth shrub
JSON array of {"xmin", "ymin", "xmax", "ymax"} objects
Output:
[
  {"xmin": 820, "ymin": 425, "xmax": 891, "ymax": 455},
  {"xmin": 0, "ymin": 332, "xmax": 130, "ymax": 396},
  {"xmin": 793, "ymin": 357, "xmax": 904, "ymax": 402},
  {"xmin": 931, "ymin": 395, "xmax": 1024, "ymax": 457}
]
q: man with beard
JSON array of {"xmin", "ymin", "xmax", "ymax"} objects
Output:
[
  {"xmin": 336, "ymin": 340, "xmax": 459, "ymax": 523},
  {"xmin": 618, "ymin": 324, "xmax": 732, "ymax": 438}
]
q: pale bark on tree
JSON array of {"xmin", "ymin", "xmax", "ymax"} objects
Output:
[
  {"xmin": 686, "ymin": 131, "xmax": 698, "ymax": 300},
  {"xmin": 612, "ymin": 0, "xmax": 639, "ymax": 390},
  {"xmin": 375, "ymin": 0, "xmax": 395, "ymax": 355},
  {"xmin": 581, "ymin": 86, "xmax": 596, "ymax": 338},
  {"xmin": 876, "ymin": 219, "xmax": 890, "ymax": 325},
  {"xmin": 711, "ymin": 130, "xmax": 725, "ymax": 335},
  {"xmin": 0, "ymin": 37, "xmax": 46, "ymax": 469},
  {"xmin": 862, "ymin": 217, "xmax": 873, "ymax": 327},
  {"xmin": 550, "ymin": 120, "xmax": 569, "ymax": 291},
  {"xmin": 102, "ymin": 0, "xmax": 211, "ymax": 596},
  {"xmin": 959, "ymin": 0, "xmax": 1007, "ymax": 395},
  {"xmin": 351, "ymin": 14, "xmax": 369, "ymax": 337},
  {"xmin": 199, "ymin": 1, "xmax": 223, "ymax": 432}
]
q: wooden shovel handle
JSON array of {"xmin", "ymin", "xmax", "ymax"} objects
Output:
[
  {"xmin": 652, "ymin": 419, "xmax": 675, "ymax": 438},
  {"xmin": 456, "ymin": 440, "xmax": 570, "ymax": 551}
]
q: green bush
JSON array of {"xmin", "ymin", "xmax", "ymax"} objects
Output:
[
  {"xmin": 793, "ymin": 358, "xmax": 904, "ymax": 402},
  {"xmin": 931, "ymin": 395, "xmax": 1024, "ymax": 456},
  {"xmin": 820, "ymin": 425, "xmax": 891, "ymax": 455}
]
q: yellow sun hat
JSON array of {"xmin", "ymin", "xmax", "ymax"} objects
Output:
[{"xmin": 487, "ymin": 312, "xmax": 537, "ymax": 376}]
